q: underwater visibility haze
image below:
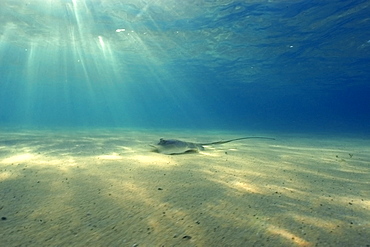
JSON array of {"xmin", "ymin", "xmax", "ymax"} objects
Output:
[
  {"xmin": 1, "ymin": 1, "xmax": 370, "ymax": 247},
  {"xmin": 0, "ymin": 0, "xmax": 369, "ymax": 132}
]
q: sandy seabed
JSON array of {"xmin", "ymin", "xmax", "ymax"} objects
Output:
[{"xmin": 0, "ymin": 128, "xmax": 369, "ymax": 247}]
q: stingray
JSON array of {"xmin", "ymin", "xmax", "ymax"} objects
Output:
[{"xmin": 150, "ymin": 137, "xmax": 275, "ymax": 155}]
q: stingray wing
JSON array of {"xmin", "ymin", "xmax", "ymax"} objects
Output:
[{"xmin": 152, "ymin": 139, "xmax": 202, "ymax": 155}]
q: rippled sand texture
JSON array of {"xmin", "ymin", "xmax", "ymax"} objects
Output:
[{"xmin": 0, "ymin": 129, "xmax": 369, "ymax": 247}]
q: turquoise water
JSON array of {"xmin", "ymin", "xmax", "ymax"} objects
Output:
[
  {"xmin": 1, "ymin": 0, "xmax": 369, "ymax": 133},
  {"xmin": 1, "ymin": 2, "xmax": 370, "ymax": 246}
]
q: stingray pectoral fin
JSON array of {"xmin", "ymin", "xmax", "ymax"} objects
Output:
[{"xmin": 150, "ymin": 139, "xmax": 202, "ymax": 155}]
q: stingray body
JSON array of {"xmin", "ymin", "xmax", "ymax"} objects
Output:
[{"xmin": 151, "ymin": 137, "xmax": 275, "ymax": 155}]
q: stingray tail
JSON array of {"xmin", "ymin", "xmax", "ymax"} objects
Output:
[{"xmin": 200, "ymin": 136, "xmax": 275, "ymax": 145}]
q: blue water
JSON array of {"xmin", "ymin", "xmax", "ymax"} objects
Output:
[{"xmin": 1, "ymin": 0, "xmax": 370, "ymax": 134}]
